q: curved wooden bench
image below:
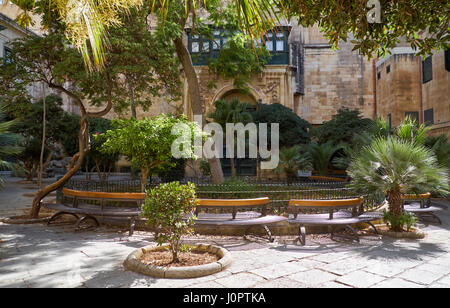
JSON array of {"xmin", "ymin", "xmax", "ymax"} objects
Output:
[
  {"xmin": 288, "ymin": 197, "xmax": 382, "ymax": 245},
  {"xmin": 42, "ymin": 188, "xmax": 145, "ymax": 236},
  {"xmin": 194, "ymin": 197, "xmax": 286, "ymax": 242},
  {"xmin": 402, "ymin": 193, "xmax": 441, "ymax": 224}
]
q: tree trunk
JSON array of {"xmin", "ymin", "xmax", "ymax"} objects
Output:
[
  {"xmin": 38, "ymin": 87, "xmax": 46, "ymax": 190},
  {"xmin": 388, "ymin": 188, "xmax": 404, "ymax": 232},
  {"xmin": 127, "ymin": 79, "xmax": 137, "ymax": 119},
  {"xmin": 30, "ymin": 116, "xmax": 90, "ymax": 218},
  {"xmin": 230, "ymin": 158, "xmax": 236, "ymax": 178},
  {"xmin": 141, "ymin": 168, "xmax": 149, "ymax": 192},
  {"xmin": 173, "ymin": 36, "xmax": 224, "ymax": 185}
]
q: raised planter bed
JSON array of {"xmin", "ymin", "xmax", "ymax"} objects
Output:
[{"xmin": 123, "ymin": 244, "xmax": 232, "ymax": 278}]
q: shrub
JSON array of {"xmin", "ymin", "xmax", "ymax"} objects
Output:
[
  {"xmin": 251, "ymin": 103, "xmax": 311, "ymax": 147},
  {"xmin": 383, "ymin": 210, "xmax": 417, "ymax": 232},
  {"xmin": 141, "ymin": 182, "xmax": 197, "ymax": 263}
]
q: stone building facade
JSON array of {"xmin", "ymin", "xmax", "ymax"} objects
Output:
[{"xmin": 376, "ymin": 47, "xmax": 450, "ymax": 137}]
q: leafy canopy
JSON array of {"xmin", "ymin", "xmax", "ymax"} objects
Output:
[
  {"xmin": 98, "ymin": 115, "xmax": 202, "ymax": 175},
  {"xmin": 252, "ymin": 103, "xmax": 311, "ymax": 148}
]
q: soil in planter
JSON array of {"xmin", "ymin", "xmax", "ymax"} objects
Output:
[{"xmin": 140, "ymin": 249, "xmax": 219, "ymax": 268}]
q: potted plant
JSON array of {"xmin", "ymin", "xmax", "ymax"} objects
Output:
[{"xmin": 124, "ymin": 181, "xmax": 231, "ymax": 278}]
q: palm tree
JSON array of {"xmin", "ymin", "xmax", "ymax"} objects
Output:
[
  {"xmin": 277, "ymin": 145, "xmax": 312, "ymax": 184},
  {"xmin": 0, "ymin": 104, "xmax": 23, "ymax": 188},
  {"xmin": 348, "ymin": 136, "xmax": 449, "ymax": 231},
  {"xmin": 305, "ymin": 142, "xmax": 343, "ymax": 176},
  {"xmin": 425, "ymin": 134, "xmax": 450, "ymax": 170},
  {"xmin": 208, "ymin": 98, "xmax": 253, "ymax": 178}
]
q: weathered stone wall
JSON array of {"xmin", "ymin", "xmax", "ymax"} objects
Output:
[
  {"xmin": 422, "ymin": 49, "xmax": 450, "ymax": 137},
  {"xmin": 290, "ymin": 25, "xmax": 375, "ymax": 125},
  {"xmin": 375, "ymin": 48, "xmax": 449, "ymax": 137},
  {"xmin": 376, "ymin": 52, "xmax": 422, "ymax": 127}
]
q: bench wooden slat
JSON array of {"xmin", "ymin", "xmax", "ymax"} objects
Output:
[
  {"xmin": 288, "ymin": 198, "xmax": 363, "ymax": 207},
  {"xmin": 402, "ymin": 193, "xmax": 431, "ymax": 200},
  {"xmin": 196, "ymin": 197, "xmax": 269, "ymax": 207},
  {"xmin": 62, "ymin": 188, "xmax": 145, "ymax": 200}
]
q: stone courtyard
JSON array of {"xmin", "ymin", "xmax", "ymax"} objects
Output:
[{"xmin": 1, "ymin": 179, "xmax": 450, "ymax": 288}]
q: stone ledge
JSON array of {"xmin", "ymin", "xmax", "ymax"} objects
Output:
[{"xmin": 123, "ymin": 244, "xmax": 232, "ymax": 279}]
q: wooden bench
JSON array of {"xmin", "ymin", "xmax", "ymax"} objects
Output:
[
  {"xmin": 402, "ymin": 193, "xmax": 442, "ymax": 224},
  {"xmin": 287, "ymin": 198, "xmax": 383, "ymax": 245},
  {"xmin": 42, "ymin": 188, "xmax": 144, "ymax": 236},
  {"xmin": 193, "ymin": 197, "xmax": 287, "ymax": 242}
]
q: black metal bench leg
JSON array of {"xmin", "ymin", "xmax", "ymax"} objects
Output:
[
  {"xmin": 75, "ymin": 215, "xmax": 100, "ymax": 231},
  {"xmin": 129, "ymin": 217, "xmax": 136, "ymax": 236},
  {"xmin": 366, "ymin": 221, "xmax": 379, "ymax": 234},
  {"xmin": 345, "ymin": 225, "xmax": 360, "ymax": 243},
  {"xmin": 47, "ymin": 211, "xmax": 79, "ymax": 225},
  {"xmin": 419, "ymin": 212, "xmax": 442, "ymax": 225},
  {"xmin": 262, "ymin": 225, "xmax": 274, "ymax": 243},
  {"xmin": 298, "ymin": 225, "xmax": 306, "ymax": 246},
  {"xmin": 331, "ymin": 225, "xmax": 360, "ymax": 243}
]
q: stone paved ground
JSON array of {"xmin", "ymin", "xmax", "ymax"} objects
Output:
[{"xmin": 1, "ymin": 179, "xmax": 450, "ymax": 288}]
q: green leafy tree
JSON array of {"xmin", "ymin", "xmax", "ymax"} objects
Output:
[
  {"xmin": 99, "ymin": 115, "xmax": 202, "ymax": 191},
  {"xmin": 285, "ymin": 0, "xmax": 449, "ymax": 58},
  {"xmin": 252, "ymin": 103, "xmax": 311, "ymax": 148},
  {"xmin": 312, "ymin": 108, "xmax": 374, "ymax": 145},
  {"xmin": 0, "ymin": 1, "xmax": 181, "ymax": 218},
  {"xmin": 5, "ymin": 95, "xmax": 78, "ymax": 180},
  {"xmin": 208, "ymin": 98, "xmax": 253, "ymax": 178},
  {"xmin": 0, "ymin": 104, "xmax": 23, "ymax": 187},
  {"xmin": 141, "ymin": 181, "xmax": 197, "ymax": 263}
]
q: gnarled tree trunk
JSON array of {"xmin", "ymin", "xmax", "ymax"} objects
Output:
[{"xmin": 173, "ymin": 36, "xmax": 224, "ymax": 185}]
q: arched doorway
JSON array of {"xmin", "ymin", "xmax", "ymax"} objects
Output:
[{"xmin": 215, "ymin": 89, "xmax": 258, "ymax": 177}]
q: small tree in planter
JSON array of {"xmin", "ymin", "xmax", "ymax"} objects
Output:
[
  {"xmin": 348, "ymin": 136, "xmax": 449, "ymax": 232},
  {"xmin": 141, "ymin": 182, "xmax": 197, "ymax": 263}
]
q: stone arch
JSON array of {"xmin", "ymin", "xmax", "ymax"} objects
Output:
[{"xmin": 211, "ymin": 85, "xmax": 263, "ymax": 106}]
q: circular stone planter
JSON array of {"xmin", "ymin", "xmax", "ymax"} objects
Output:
[
  {"xmin": 123, "ymin": 244, "xmax": 232, "ymax": 279},
  {"xmin": 379, "ymin": 227, "xmax": 425, "ymax": 239}
]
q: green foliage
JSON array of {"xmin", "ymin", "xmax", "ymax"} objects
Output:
[
  {"xmin": 395, "ymin": 116, "xmax": 430, "ymax": 147},
  {"xmin": 277, "ymin": 146, "xmax": 312, "ymax": 182},
  {"xmin": 304, "ymin": 142, "xmax": 343, "ymax": 176},
  {"xmin": 0, "ymin": 103, "xmax": 23, "ymax": 187},
  {"xmin": 252, "ymin": 103, "xmax": 311, "ymax": 148},
  {"xmin": 141, "ymin": 181, "xmax": 198, "ymax": 262},
  {"xmin": 208, "ymin": 99, "xmax": 253, "ymax": 126},
  {"xmin": 98, "ymin": 115, "xmax": 202, "ymax": 190},
  {"xmin": 200, "ymin": 160, "xmax": 211, "ymax": 176},
  {"xmin": 349, "ymin": 136, "xmax": 449, "ymax": 197},
  {"xmin": 383, "ymin": 210, "xmax": 417, "ymax": 232},
  {"xmin": 425, "ymin": 134, "xmax": 450, "ymax": 170},
  {"xmin": 312, "ymin": 108, "xmax": 374, "ymax": 145},
  {"xmin": 208, "ymin": 98, "xmax": 253, "ymax": 177},
  {"xmin": 157, "ymin": 158, "xmax": 187, "ymax": 183},
  {"xmin": 207, "ymin": 34, "xmax": 271, "ymax": 90},
  {"xmin": 286, "ymin": 0, "xmax": 449, "ymax": 58},
  {"xmin": 101, "ymin": 3, "xmax": 181, "ymax": 115}
]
